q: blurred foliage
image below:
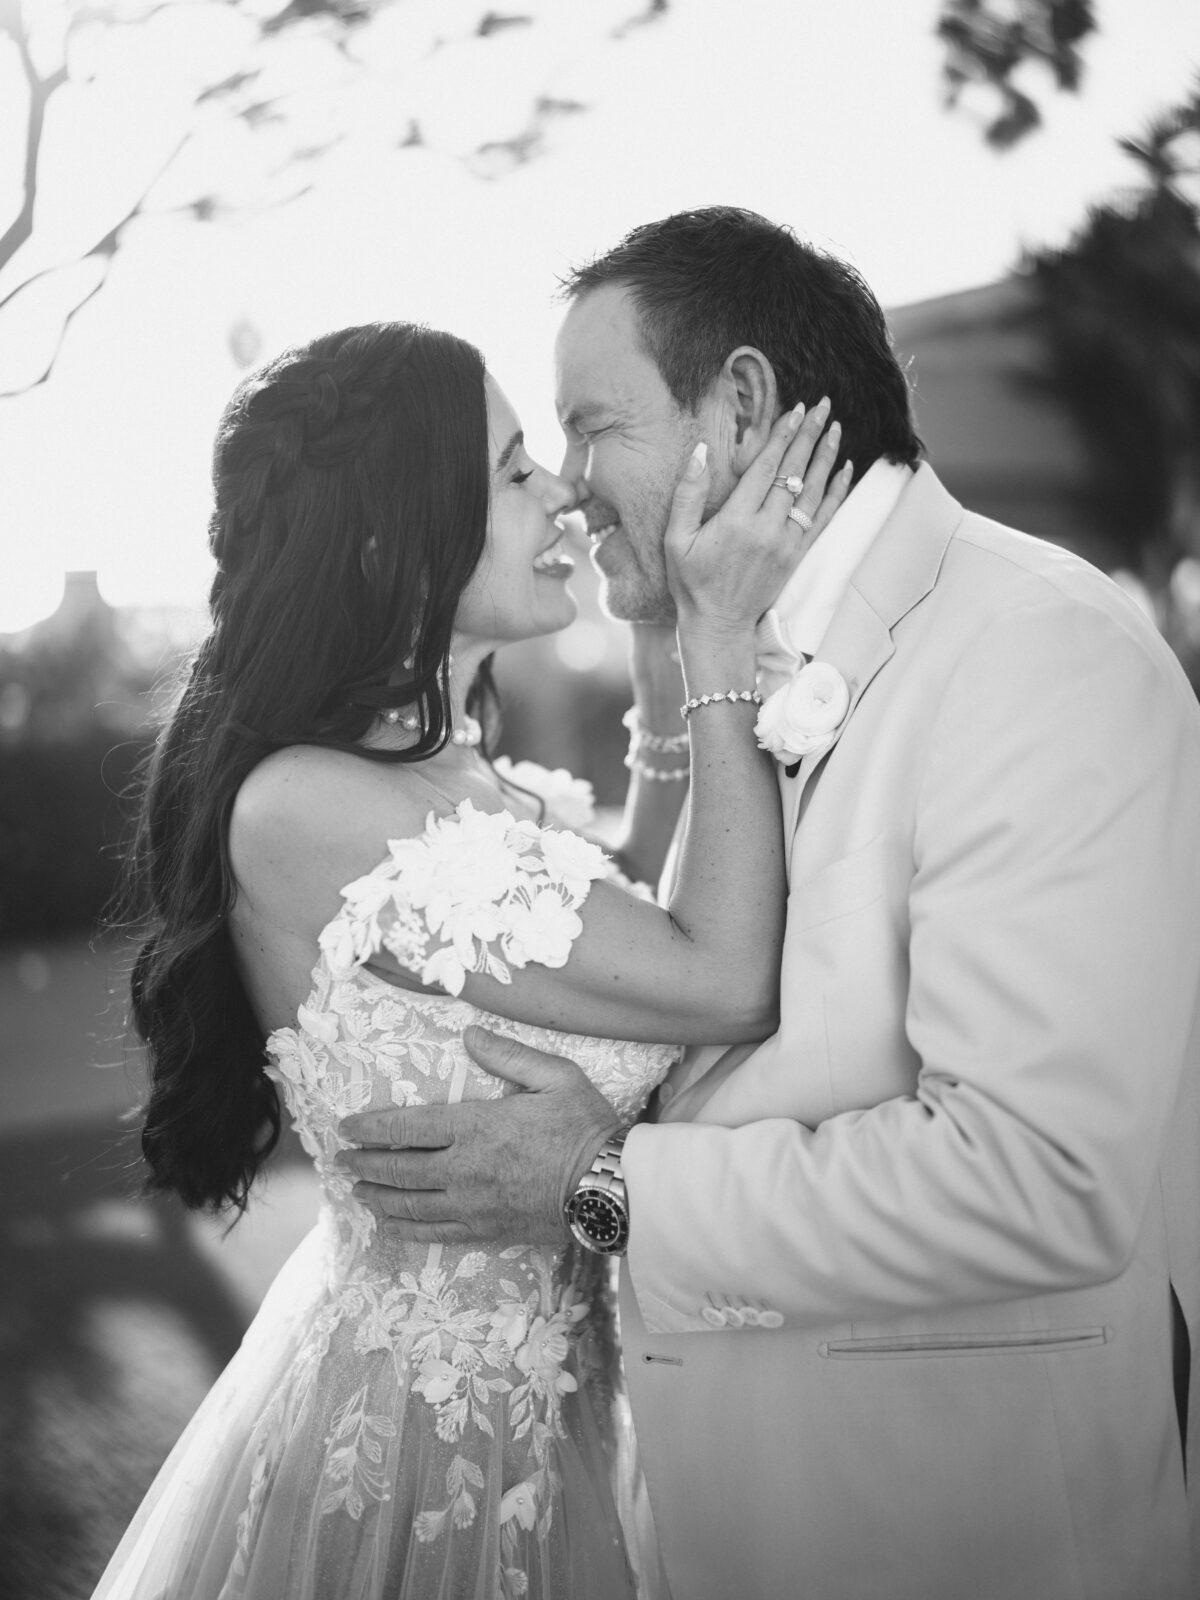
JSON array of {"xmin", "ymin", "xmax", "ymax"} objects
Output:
[
  {"xmin": 936, "ymin": 0, "xmax": 1096, "ymax": 147},
  {"xmin": 0, "ymin": 576, "xmax": 170, "ymax": 937},
  {"xmin": 0, "ymin": 0, "xmax": 671, "ymax": 393},
  {"xmin": 1024, "ymin": 79, "xmax": 1200, "ymax": 687}
]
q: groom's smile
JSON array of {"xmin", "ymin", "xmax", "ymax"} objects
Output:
[{"xmin": 554, "ymin": 283, "xmax": 702, "ymax": 624}]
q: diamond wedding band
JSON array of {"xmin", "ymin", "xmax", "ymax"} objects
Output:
[{"xmin": 787, "ymin": 506, "xmax": 814, "ymax": 531}]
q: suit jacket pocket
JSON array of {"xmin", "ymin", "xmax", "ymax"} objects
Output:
[
  {"xmin": 790, "ymin": 834, "xmax": 889, "ymax": 931},
  {"xmin": 818, "ymin": 1326, "xmax": 1110, "ymax": 1360}
]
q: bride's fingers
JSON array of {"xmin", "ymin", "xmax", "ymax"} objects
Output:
[
  {"xmin": 789, "ymin": 454, "xmax": 854, "ymax": 560},
  {"xmin": 783, "ymin": 419, "xmax": 843, "ymax": 529},
  {"xmin": 767, "ymin": 401, "xmax": 835, "ymax": 500},
  {"xmin": 723, "ymin": 399, "xmax": 813, "ymax": 512},
  {"xmin": 749, "ymin": 396, "xmax": 833, "ymax": 512}
]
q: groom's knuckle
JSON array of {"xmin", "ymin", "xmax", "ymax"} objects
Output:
[{"xmin": 380, "ymin": 1153, "xmax": 409, "ymax": 1189}]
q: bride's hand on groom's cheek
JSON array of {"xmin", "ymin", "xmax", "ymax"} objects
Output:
[
  {"xmin": 665, "ymin": 400, "xmax": 850, "ymax": 628},
  {"xmin": 336, "ymin": 1028, "xmax": 622, "ymax": 1247}
]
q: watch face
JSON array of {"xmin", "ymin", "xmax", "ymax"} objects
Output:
[{"xmin": 571, "ymin": 1191, "xmax": 629, "ymax": 1252}]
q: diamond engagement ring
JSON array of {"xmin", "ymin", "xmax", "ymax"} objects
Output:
[
  {"xmin": 787, "ymin": 506, "xmax": 814, "ymax": 531},
  {"xmin": 771, "ymin": 474, "xmax": 805, "ymax": 496}
]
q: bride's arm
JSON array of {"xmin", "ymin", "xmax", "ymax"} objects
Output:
[
  {"xmin": 365, "ymin": 406, "xmax": 845, "ymax": 1045},
  {"xmin": 234, "ymin": 407, "xmax": 846, "ymax": 1044},
  {"xmin": 603, "ymin": 624, "xmax": 689, "ymax": 894}
]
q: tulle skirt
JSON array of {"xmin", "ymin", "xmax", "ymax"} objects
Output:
[{"xmin": 92, "ymin": 1218, "xmax": 664, "ymax": 1600}]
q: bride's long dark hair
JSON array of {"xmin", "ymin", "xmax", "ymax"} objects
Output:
[{"xmin": 124, "ymin": 322, "xmax": 493, "ymax": 1214}]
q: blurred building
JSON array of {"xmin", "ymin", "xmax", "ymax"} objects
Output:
[{"xmin": 888, "ymin": 277, "xmax": 1109, "ymax": 566}]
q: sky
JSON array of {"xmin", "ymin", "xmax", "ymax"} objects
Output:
[{"xmin": 1, "ymin": 0, "xmax": 1199, "ymax": 632}]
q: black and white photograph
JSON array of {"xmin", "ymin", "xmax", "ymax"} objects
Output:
[{"xmin": 2, "ymin": 2, "xmax": 1199, "ymax": 1596}]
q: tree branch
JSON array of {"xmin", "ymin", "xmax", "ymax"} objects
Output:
[
  {"xmin": 0, "ymin": 6, "xmax": 69, "ymax": 273},
  {"xmin": 0, "ymin": 127, "xmax": 190, "ymax": 317},
  {"xmin": 0, "ymin": 245, "xmax": 115, "ymax": 397}
]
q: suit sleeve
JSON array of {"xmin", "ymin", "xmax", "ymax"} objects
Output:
[{"xmin": 623, "ymin": 595, "xmax": 1200, "ymax": 1332}]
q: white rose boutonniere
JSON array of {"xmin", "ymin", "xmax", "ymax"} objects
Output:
[{"xmin": 755, "ymin": 661, "xmax": 851, "ymax": 765}]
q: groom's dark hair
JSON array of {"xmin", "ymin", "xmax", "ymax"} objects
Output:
[{"xmin": 562, "ymin": 206, "xmax": 921, "ymax": 475}]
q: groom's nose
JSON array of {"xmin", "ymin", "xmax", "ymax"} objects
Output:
[
  {"xmin": 543, "ymin": 468, "xmax": 578, "ymax": 517},
  {"xmin": 557, "ymin": 439, "xmax": 591, "ymax": 502}
]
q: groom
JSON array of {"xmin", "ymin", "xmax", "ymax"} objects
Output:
[{"xmin": 341, "ymin": 208, "xmax": 1200, "ymax": 1599}]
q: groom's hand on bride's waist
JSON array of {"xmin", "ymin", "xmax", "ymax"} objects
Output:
[{"xmin": 336, "ymin": 1027, "xmax": 622, "ymax": 1247}]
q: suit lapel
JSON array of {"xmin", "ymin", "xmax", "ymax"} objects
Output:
[{"xmin": 781, "ymin": 465, "xmax": 964, "ymax": 840}]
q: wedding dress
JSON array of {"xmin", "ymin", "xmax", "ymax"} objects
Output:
[{"xmin": 93, "ymin": 768, "xmax": 678, "ymax": 1600}]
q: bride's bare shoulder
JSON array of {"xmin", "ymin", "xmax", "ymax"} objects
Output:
[{"xmin": 229, "ymin": 745, "xmax": 434, "ymax": 907}]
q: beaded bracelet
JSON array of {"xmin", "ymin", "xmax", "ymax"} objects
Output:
[
  {"xmin": 680, "ymin": 689, "xmax": 763, "ymax": 719},
  {"xmin": 621, "ymin": 706, "xmax": 690, "ymax": 754},
  {"xmin": 626, "ymin": 755, "xmax": 690, "ymax": 782}
]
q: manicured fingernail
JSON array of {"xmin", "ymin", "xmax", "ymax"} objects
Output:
[
  {"xmin": 827, "ymin": 420, "xmax": 842, "ymax": 443},
  {"xmin": 841, "ymin": 460, "xmax": 854, "ymax": 480},
  {"xmin": 789, "ymin": 401, "xmax": 806, "ymax": 424},
  {"xmin": 686, "ymin": 441, "xmax": 708, "ymax": 477},
  {"xmin": 815, "ymin": 396, "xmax": 831, "ymax": 421}
]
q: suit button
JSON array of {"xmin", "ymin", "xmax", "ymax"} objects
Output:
[
  {"xmin": 741, "ymin": 1306, "xmax": 762, "ymax": 1326},
  {"xmin": 758, "ymin": 1309, "xmax": 784, "ymax": 1329},
  {"xmin": 701, "ymin": 1305, "xmax": 726, "ymax": 1328},
  {"xmin": 722, "ymin": 1305, "xmax": 746, "ymax": 1328}
]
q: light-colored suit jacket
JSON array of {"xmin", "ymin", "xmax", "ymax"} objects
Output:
[{"xmin": 621, "ymin": 465, "xmax": 1200, "ymax": 1600}]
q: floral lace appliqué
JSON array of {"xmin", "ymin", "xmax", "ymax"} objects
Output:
[
  {"xmin": 318, "ymin": 801, "xmax": 610, "ymax": 997},
  {"xmin": 257, "ymin": 779, "xmax": 678, "ymax": 1598}
]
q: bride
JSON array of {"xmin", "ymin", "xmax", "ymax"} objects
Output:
[{"xmin": 95, "ymin": 320, "xmax": 845, "ymax": 1599}]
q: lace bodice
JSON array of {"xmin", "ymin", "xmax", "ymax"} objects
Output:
[
  {"xmin": 265, "ymin": 785, "xmax": 676, "ymax": 1276},
  {"xmin": 257, "ymin": 772, "xmax": 678, "ymax": 1590}
]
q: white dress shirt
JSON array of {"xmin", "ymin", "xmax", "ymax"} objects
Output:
[
  {"xmin": 659, "ymin": 459, "xmax": 915, "ymax": 1108},
  {"xmin": 755, "ymin": 458, "xmax": 913, "ymax": 682}
]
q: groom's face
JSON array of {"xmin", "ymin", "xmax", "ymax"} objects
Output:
[{"xmin": 554, "ymin": 284, "xmax": 712, "ymax": 623}]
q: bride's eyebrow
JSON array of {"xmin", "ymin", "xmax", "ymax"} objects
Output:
[{"xmin": 495, "ymin": 430, "xmax": 524, "ymax": 474}]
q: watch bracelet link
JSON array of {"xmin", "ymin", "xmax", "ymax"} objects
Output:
[{"xmin": 585, "ymin": 1136, "xmax": 627, "ymax": 1193}]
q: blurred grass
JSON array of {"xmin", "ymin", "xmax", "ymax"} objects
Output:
[{"xmin": 0, "ymin": 935, "xmax": 320, "ymax": 1600}]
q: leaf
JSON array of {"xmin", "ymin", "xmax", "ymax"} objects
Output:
[
  {"xmin": 473, "ymin": 1407, "xmax": 495, "ymax": 1438},
  {"xmin": 414, "ymin": 1508, "xmax": 447, "ymax": 1542}
]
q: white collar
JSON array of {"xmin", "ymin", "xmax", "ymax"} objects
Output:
[{"xmin": 756, "ymin": 459, "xmax": 911, "ymax": 683}]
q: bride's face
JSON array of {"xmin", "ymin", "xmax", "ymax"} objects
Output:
[{"xmin": 453, "ymin": 376, "xmax": 580, "ymax": 651}]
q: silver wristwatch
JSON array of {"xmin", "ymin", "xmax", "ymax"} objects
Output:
[{"xmin": 563, "ymin": 1136, "xmax": 630, "ymax": 1256}]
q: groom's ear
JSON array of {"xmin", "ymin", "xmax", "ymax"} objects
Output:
[{"xmin": 720, "ymin": 347, "xmax": 779, "ymax": 476}]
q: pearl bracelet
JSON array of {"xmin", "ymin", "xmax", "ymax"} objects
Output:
[
  {"xmin": 626, "ymin": 755, "xmax": 690, "ymax": 782},
  {"xmin": 680, "ymin": 689, "xmax": 763, "ymax": 719},
  {"xmin": 621, "ymin": 706, "xmax": 690, "ymax": 754}
]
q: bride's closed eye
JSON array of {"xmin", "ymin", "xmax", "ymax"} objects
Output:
[{"xmin": 511, "ymin": 468, "xmax": 534, "ymax": 486}]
